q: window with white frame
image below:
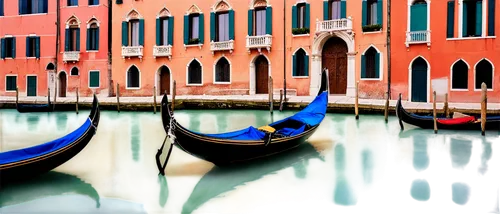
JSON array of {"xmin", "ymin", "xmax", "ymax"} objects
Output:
[
  {"xmin": 188, "ymin": 60, "xmax": 202, "ymax": 84},
  {"xmin": 215, "ymin": 57, "xmax": 230, "ymax": 83}
]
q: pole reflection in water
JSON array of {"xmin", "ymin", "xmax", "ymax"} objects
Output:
[
  {"xmin": 56, "ymin": 113, "xmax": 67, "ymax": 131},
  {"xmin": 158, "ymin": 175, "xmax": 169, "ymax": 208},
  {"xmin": 479, "ymin": 138, "xmax": 492, "ymax": 174},
  {"xmin": 361, "ymin": 149, "xmax": 373, "ymax": 185},
  {"xmin": 130, "ymin": 115, "xmax": 141, "ymax": 162},
  {"xmin": 450, "ymin": 138, "xmax": 472, "ymax": 168},
  {"xmin": 410, "ymin": 133, "xmax": 430, "ymax": 201},
  {"xmin": 333, "ymin": 144, "xmax": 357, "ymax": 206}
]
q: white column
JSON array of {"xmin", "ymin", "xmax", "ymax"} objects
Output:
[
  {"xmin": 346, "ymin": 53, "xmax": 356, "ymax": 97},
  {"xmin": 309, "ymin": 54, "xmax": 322, "ymax": 96},
  {"xmin": 249, "ymin": 63, "xmax": 256, "ymax": 95}
]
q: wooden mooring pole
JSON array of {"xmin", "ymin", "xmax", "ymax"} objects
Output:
[
  {"xmin": 116, "ymin": 83, "xmax": 120, "ymax": 113},
  {"xmin": 433, "ymin": 91, "xmax": 438, "ymax": 134},
  {"xmin": 172, "ymin": 80, "xmax": 176, "ymax": 112},
  {"xmin": 444, "ymin": 93, "xmax": 449, "ymax": 118},
  {"xmin": 47, "ymin": 88, "xmax": 50, "ymax": 105},
  {"xmin": 355, "ymin": 81, "xmax": 359, "ymax": 120},
  {"xmin": 384, "ymin": 91, "xmax": 389, "ymax": 123},
  {"xmin": 153, "ymin": 86, "xmax": 157, "ymax": 114},
  {"xmin": 76, "ymin": 88, "xmax": 79, "ymax": 114},
  {"xmin": 481, "ymin": 83, "xmax": 487, "ymax": 136},
  {"xmin": 279, "ymin": 89, "xmax": 283, "ymax": 112},
  {"xmin": 268, "ymin": 76, "xmax": 273, "ymax": 114}
]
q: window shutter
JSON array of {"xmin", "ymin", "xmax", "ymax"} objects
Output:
[
  {"xmin": 12, "ymin": 37, "xmax": 15, "ymax": 58},
  {"xmin": 35, "ymin": 37, "xmax": 40, "ymax": 58},
  {"xmin": 26, "ymin": 36, "xmax": 31, "ymax": 57},
  {"xmin": 76, "ymin": 28, "xmax": 80, "ymax": 51},
  {"xmin": 462, "ymin": 3, "xmax": 468, "ymax": 37},
  {"xmin": 361, "ymin": 55, "xmax": 366, "ymax": 78},
  {"xmin": 292, "ymin": 55, "xmax": 297, "ymax": 76},
  {"xmin": 156, "ymin": 18, "xmax": 160, "ymax": 45},
  {"xmin": 323, "ymin": 1, "xmax": 329, "ymax": 20},
  {"xmin": 447, "ymin": 1, "xmax": 455, "ymax": 38},
  {"xmin": 210, "ymin": 12, "xmax": 215, "ymax": 42},
  {"xmin": 168, "ymin": 17, "xmax": 174, "ymax": 45},
  {"xmin": 199, "ymin": 13, "xmax": 204, "ymax": 43},
  {"xmin": 1, "ymin": 38, "xmax": 5, "ymax": 59},
  {"xmin": 184, "ymin": 15, "xmax": 189, "ymax": 44},
  {"xmin": 139, "ymin": 19, "xmax": 144, "ymax": 46},
  {"xmin": 86, "ymin": 29, "xmax": 91, "ymax": 50},
  {"xmin": 19, "ymin": 0, "xmax": 24, "ymax": 14},
  {"xmin": 248, "ymin": 9, "xmax": 253, "ymax": 36},
  {"xmin": 362, "ymin": 0, "xmax": 367, "ymax": 26},
  {"xmin": 475, "ymin": 1, "xmax": 482, "ymax": 36},
  {"xmin": 375, "ymin": 52, "xmax": 380, "ymax": 78},
  {"xmin": 90, "ymin": 71, "xmax": 99, "ymax": 87},
  {"xmin": 305, "ymin": 4, "xmax": 310, "ymax": 28},
  {"xmin": 0, "ymin": 0, "xmax": 3, "ymax": 16},
  {"xmin": 292, "ymin": 5, "xmax": 297, "ymax": 29},
  {"xmin": 229, "ymin": 10, "xmax": 235, "ymax": 40},
  {"xmin": 122, "ymin": 21, "xmax": 128, "ymax": 46},
  {"xmin": 304, "ymin": 54, "xmax": 309, "ymax": 76},
  {"xmin": 488, "ymin": 0, "xmax": 495, "ymax": 36},
  {"xmin": 65, "ymin": 29, "xmax": 70, "ymax": 51},
  {"xmin": 38, "ymin": 0, "xmax": 43, "ymax": 13},
  {"xmin": 95, "ymin": 28, "xmax": 99, "ymax": 50},
  {"xmin": 377, "ymin": 0, "xmax": 383, "ymax": 26},
  {"xmin": 266, "ymin": 7, "xmax": 272, "ymax": 35},
  {"xmin": 341, "ymin": 0, "xmax": 346, "ymax": 19},
  {"xmin": 116, "ymin": 0, "xmax": 122, "ymax": 4}
]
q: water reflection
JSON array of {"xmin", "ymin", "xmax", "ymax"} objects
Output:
[
  {"xmin": 479, "ymin": 138, "xmax": 492, "ymax": 174},
  {"xmin": 292, "ymin": 159, "xmax": 308, "ymax": 179},
  {"xmin": 158, "ymin": 175, "xmax": 169, "ymax": 208},
  {"xmin": 413, "ymin": 135, "xmax": 429, "ymax": 171},
  {"xmin": 130, "ymin": 115, "xmax": 141, "ymax": 161},
  {"xmin": 452, "ymin": 182, "xmax": 470, "ymax": 205},
  {"xmin": 27, "ymin": 115, "xmax": 40, "ymax": 131},
  {"xmin": 188, "ymin": 112, "xmax": 201, "ymax": 131},
  {"xmin": 333, "ymin": 144, "xmax": 357, "ymax": 206},
  {"xmin": 410, "ymin": 179, "xmax": 430, "ymax": 201},
  {"xmin": 450, "ymin": 138, "xmax": 472, "ymax": 168},
  {"xmin": 362, "ymin": 149, "xmax": 373, "ymax": 185},
  {"xmin": 56, "ymin": 113, "xmax": 68, "ymax": 131}
]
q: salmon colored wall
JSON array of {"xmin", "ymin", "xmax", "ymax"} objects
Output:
[
  {"xmin": 112, "ymin": 0, "xmax": 285, "ymax": 97},
  {"xmin": 58, "ymin": 0, "xmax": 109, "ymax": 97},
  {"xmin": 391, "ymin": 0, "xmax": 500, "ymax": 103},
  {"xmin": 0, "ymin": 0, "xmax": 57, "ymax": 97}
]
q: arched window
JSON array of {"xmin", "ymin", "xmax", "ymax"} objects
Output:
[
  {"xmin": 475, "ymin": 59, "xmax": 493, "ymax": 89},
  {"xmin": 46, "ymin": 62, "xmax": 55, "ymax": 70},
  {"xmin": 123, "ymin": 10, "xmax": 144, "ymax": 48},
  {"xmin": 251, "ymin": 0, "xmax": 269, "ymax": 36},
  {"xmin": 188, "ymin": 60, "xmax": 202, "ymax": 85},
  {"xmin": 185, "ymin": 5, "xmax": 203, "ymax": 45},
  {"xmin": 157, "ymin": 8, "xmax": 172, "ymax": 46},
  {"xmin": 70, "ymin": 67, "xmax": 79, "ymax": 76},
  {"xmin": 293, "ymin": 49, "xmax": 309, "ymax": 77},
  {"xmin": 65, "ymin": 16, "xmax": 81, "ymax": 52},
  {"xmin": 215, "ymin": 57, "xmax": 230, "ymax": 83},
  {"xmin": 451, "ymin": 60, "xmax": 468, "ymax": 89},
  {"xmin": 127, "ymin": 65, "xmax": 140, "ymax": 88},
  {"xmin": 361, "ymin": 47, "xmax": 380, "ymax": 79},
  {"xmin": 87, "ymin": 21, "xmax": 99, "ymax": 51}
]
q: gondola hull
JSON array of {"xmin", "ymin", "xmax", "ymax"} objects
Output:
[
  {"xmin": 16, "ymin": 103, "xmax": 53, "ymax": 113},
  {"xmin": 1, "ymin": 96, "xmax": 100, "ymax": 183}
]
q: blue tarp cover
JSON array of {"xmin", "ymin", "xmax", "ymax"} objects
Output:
[
  {"xmin": 0, "ymin": 119, "xmax": 91, "ymax": 165},
  {"xmin": 193, "ymin": 92, "xmax": 328, "ymax": 140}
]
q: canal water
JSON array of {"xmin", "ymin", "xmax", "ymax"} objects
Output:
[{"xmin": 0, "ymin": 109, "xmax": 499, "ymax": 214}]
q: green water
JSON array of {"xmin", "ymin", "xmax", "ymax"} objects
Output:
[{"xmin": 0, "ymin": 109, "xmax": 499, "ymax": 214}]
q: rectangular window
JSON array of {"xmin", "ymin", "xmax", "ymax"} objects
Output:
[
  {"xmin": 89, "ymin": 71, "xmax": 99, "ymax": 88},
  {"xmin": 19, "ymin": 0, "xmax": 48, "ymax": 14},
  {"xmin": 216, "ymin": 13, "xmax": 229, "ymax": 42},
  {"xmin": 130, "ymin": 20, "xmax": 139, "ymax": 46},
  {"xmin": 88, "ymin": 27, "xmax": 98, "ymax": 50},
  {"xmin": 6, "ymin": 76, "xmax": 17, "ymax": 91},
  {"xmin": 255, "ymin": 8, "xmax": 266, "ymax": 36},
  {"xmin": 330, "ymin": 1, "xmax": 341, "ymax": 20},
  {"xmin": 297, "ymin": 4, "xmax": 305, "ymax": 28},
  {"xmin": 0, "ymin": 0, "xmax": 4, "ymax": 16},
  {"xmin": 463, "ymin": 0, "xmax": 482, "ymax": 37},
  {"xmin": 68, "ymin": 0, "xmax": 77, "ymax": 6},
  {"xmin": 160, "ymin": 18, "xmax": 169, "ymax": 46},
  {"xmin": 367, "ymin": 0, "xmax": 378, "ymax": 25},
  {"xmin": 189, "ymin": 15, "xmax": 200, "ymax": 40},
  {"xmin": 4, "ymin": 37, "xmax": 14, "ymax": 58},
  {"xmin": 26, "ymin": 37, "xmax": 36, "ymax": 57},
  {"xmin": 88, "ymin": 0, "xmax": 98, "ymax": 6}
]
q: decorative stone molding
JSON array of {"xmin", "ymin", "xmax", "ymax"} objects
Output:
[
  {"xmin": 125, "ymin": 9, "xmax": 142, "ymax": 21},
  {"xmin": 187, "ymin": 4, "xmax": 202, "ymax": 15},
  {"xmin": 213, "ymin": 0, "xmax": 231, "ymax": 12},
  {"xmin": 66, "ymin": 15, "xmax": 81, "ymax": 28},
  {"xmin": 157, "ymin": 8, "xmax": 171, "ymax": 18}
]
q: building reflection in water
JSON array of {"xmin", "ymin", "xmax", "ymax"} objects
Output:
[
  {"xmin": 362, "ymin": 149, "xmax": 373, "ymax": 185},
  {"xmin": 411, "ymin": 179, "xmax": 430, "ymax": 201},
  {"xmin": 130, "ymin": 115, "xmax": 141, "ymax": 162},
  {"xmin": 450, "ymin": 138, "xmax": 472, "ymax": 169},
  {"xmin": 411, "ymin": 134, "xmax": 430, "ymax": 201},
  {"xmin": 333, "ymin": 144, "xmax": 357, "ymax": 206},
  {"xmin": 451, "ymin": 182, "xmax": 470, "ymax": 205},
  {"xmin": 158, "ymin": 175, "xmax": 169, "ymax": 208},
  {"xmin": 27, "ymin": 115, "xmax": 40, "ymax": 131},
  {"xmin": 56, "ymin": 113, "xmax": 67, "ymax": 131}
]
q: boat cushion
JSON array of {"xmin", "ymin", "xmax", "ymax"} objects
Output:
[
  {"xmin": 258, "ymin": 125, "xmax": 276, "ymax": 133},
  {"xmin": 0, "ymin": 119, "xmax": 92, "ymax": 165},
  {"xmin": 437, "ymin": 116, "xmax": 476, "ymax": 125}
]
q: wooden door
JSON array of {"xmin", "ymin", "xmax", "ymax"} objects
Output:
[
  {"xmin": 59, "ymin": 72, "xmax": 67, "ymax": 97},
  {"xmin": 160, "ymin": 67, "xmax": 170, "ymax": 95},
  {"xmin": 322, "ymin": 37, "xmax": 348, "ymax": 94},
  {"xmin": 411, "ymin": 57, "xmax": 427, "ymax": 102},
  {"xmin": 27, "ymin": 76, "xmax": 37, "ymax": 96},
  {"xmin": 255, "ymin": 56, "xmax": 269, "ymax": 94}
]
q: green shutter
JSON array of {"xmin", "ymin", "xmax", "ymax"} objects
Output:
[
  {"xmin": 184, "ymin": 15, "xmax": 189, "ymax": 44},
  {"xmin": 410, "ymin": 4, "xmax": 427, "ymax": 31},
  {"xmin": 156, "ymin": 18, "xmax": 161, "ymax": 45},
  {"xmin": 35, "ymin": 37, "xmax": 40, "ymax": 58},
  {"xmin": 26, "ymin": 36, "xmax": 31, "ymax": 57},
  {"xmin": 168, "ymin": 17, "xmax": 174, "ymax": 45},
  {"xmin": 229, "ymin": 10, "xmax": 235, "ymax": 40},
  {"xmin": 95, "ymin": 28, "xmax": 99, "ymax": 50},
  {"xmin": 304, "ymin": 54, "xmax": 309, "ymax": 76},
  {"xmin": 463, "ymin": 2, "xmax": 468, "ymax": 37},
  {"xmin": 292, "ymin": 54, "xmax": 297, "ymax": 76},
  {"xmin": 377, "ymin": 0, "xmax": 383, "ymax": 26},
  {"xmin": 361, "ymin": 55, "xmax": 366, "ymax": 78},
  {"xmin": 86, "ymin": 29, "xmax": 91, "ymax": 50},
  {"xmin": 266, "ymin": 7, "xmax": 272, "ymax": 35},
  {"xmin": 139, "ymin": 19, "xmax": 144, "ymax": 46},
  {"xmin": 341, "ymin": 0, "xmax": 346, "ymax": 19},
  {"xmin": 292, "ymin": 5, "xmax": 297, "ymax": 29},
  {"xmin": 27, "ymin": 76, "xmax": 36, "ymax": 96},
  {"xmin": 323, "ymin": 1, "xmax": 329, "ymax": 20},
  {"xmin": 199, "ymin": 14, "xmax": 204, "ymax": 43},
  {"xmin": 75, "ymin": 29, "xmax": 80, "ymax": 51},
  {"xmin": 116, "ymin": 0, "xmax": 122, "ymax": 4},
  {"xmin": 488, "ymin": 0, "xmax": 495, "ymax": 36},
  {"xmin": 362, "ymin": 0, "xmax": 367, "ymax": 26},
  {"xmin": 65, "ymin": 29, "xmax": 70, "ymax": 51},
  {"xmin": 475, "ymin": 1, "xmax": 482, "ymax": 36},
  {"xmin": 90, "ymin": 71, "xmax": 99, "ymax": 88},
  {"xmin": 11, "ymin": 37, "xmax": 15, "ymax": 58},
  {"xmin": 122, "ymin": 21, "xmax": 128, "ymax": 46},
  {"xmin": 1, "ymin": 38, "xmax": 5, "ymax": 59},
  {"xmin": 375, "ymin": 52, "xmax": 380, "ymax": 78},
  {"xmin": 305, "ymin": 4, "xmax": 310, "ymax": 28},
  {"xmin": 248, "ymin": 10, "xmax": 254, "ymax": 36},
  {"xmin": 210, "ymin": 12, "xmax": 216, "ymax": 42},
  {"xmin": 447, "ymin": 1, "xmax": 455, "ymax": 38}
]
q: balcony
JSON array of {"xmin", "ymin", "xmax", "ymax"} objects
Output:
[
  {"xmin": 316, "ymin": 18, "xmax": 353, "ymax": 34},
  {"xmin": 153, "ymin": 45, "xmax": 172, "ymax": 59},
  {"xmin": 246, "ymin": 35, "xmax": 272, "ymax": 53},
  {"xmin": 405, "ymin": 31, "xmax": 431, "ymax": 47},
  {"xmin": 210, "ymin": 40, "xmax": 234, "ymax": 55},
  {"xmin": 121, "ymin": 46, "xmax": 143, "ymax": 59},
  {"xmin": 63, "ymin": 51, "xmax": 80, "ymax": 62}
]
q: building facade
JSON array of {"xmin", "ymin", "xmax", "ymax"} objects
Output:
[
  {"xmin": 58, "ymin": 0, "xmax": 109, "ymax": 97},
  {"xmin": 391, "ymin": 0, "xmax": 499, "ymax": 103},
  {"xmin": 112, "ymin": 0, "xmax": 388, "ymax": 98},
  {"xmin": 0, "ymin": 0, "xmax": 56, "ymax": 97}
]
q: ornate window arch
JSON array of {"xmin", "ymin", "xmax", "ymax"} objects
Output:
[
  {"xmin": 66, "ymin": 15, "xmax": 81, "ymax": 29},
  {"xmin": 212, "ymin": 0, "xmax": 232, "ymax": 12},
  {"xmin": 250, "ymin": 0, "xmax": 270, "ymax": 9},
  {"xmin": 214, "ymin": 56, "xmax": 231, "ymax": 83},
  {"xmin": 86, "ymin": 17, "xmax": 100, "ymax": 28}
]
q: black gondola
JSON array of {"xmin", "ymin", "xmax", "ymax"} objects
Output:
[
  {"xmin": 16, "ymin": 95, "xmax": 53, "ymax": 113},
  {"xmin": 156, "ymin": 71, "xmax": 329, "ymax": 172},
  {"xmin": 0, "ymin": 94, "xmax": 100, "ymax": 183},
  {"xmin": 396, "ymin": 93, "xmax": 500, "ymax": 130}
]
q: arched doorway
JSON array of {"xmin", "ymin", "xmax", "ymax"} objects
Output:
[
  {"xmin": 59, "ymin": 72, "xmax": 67, "ymax": 97},
  {"xmin": 411, "ymin": 57, "xmax": 428, "ymax": 102},
  {"xmin": 159, "ymin": 66, "xmax": 170, "ymax": 95},
  {"xmin": 255, "ymin": 55, "xmax": 269, "ymax": 94},
  {"xmin": 322, "ymin": 37, "xmax": 348, "ymax": 94},
  {"xmin": 46, "ymin": 63, "xmax": 56, "ymax": 96}
]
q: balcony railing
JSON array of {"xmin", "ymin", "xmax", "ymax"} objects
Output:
[
  {"xmin": 210, "ymin": 40, "xmax": 234, "ymax": 55},
  {"xmin": 63, "ymin": 51, "xmax": 80, "ymax": 62},
  {"xmin": 121, "ymin": 46, "xmax": 143, "ymax": 58},
  {"xmin": 246, "ymin": 35, "xmax": 272, "ymax": 53},
  {"xmin": 316, "ymin": 18, "xmax": 353, "ymax": 34},
  {"xmin": 153, "ymin": 45, "xmax": 172, "ymax": 59},
  {"xmin": 405, "ymin": 31, "xmax": 431, "ymax": 47}
]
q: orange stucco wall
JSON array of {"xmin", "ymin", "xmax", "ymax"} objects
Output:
[
  {"xmin": 0, "ymin": 0, "xmax": 57, "ymax": 97},
  {"xmin": 391, "ymin": 0, "xmax": 500, "ymax": 103}
]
